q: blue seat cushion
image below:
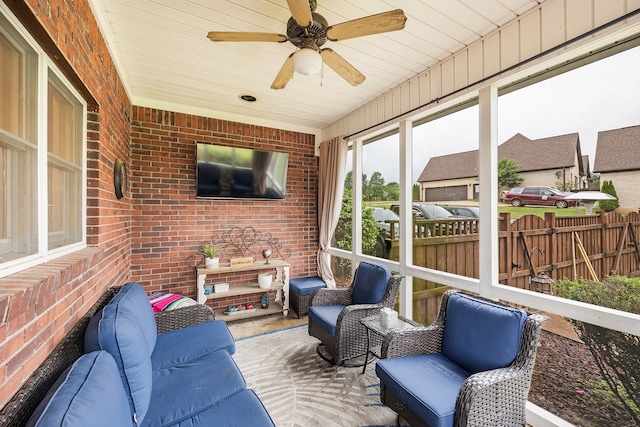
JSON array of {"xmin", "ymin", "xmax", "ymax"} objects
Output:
[
  {"xmin": 376, "ymin": 353, "xmax": 470, "ymax": 427},
  {"xmin": 26, "ymin": 351, "xmax": 133, "ymax": 427},
  {"xmin": 351, "ymin": 262, "xmax": 391, "ymax": 304},
  {"xmin": 152, "ymin": 319, "xmax": 236, "ymax": 371},
  {"xmin": 145, "ymin": 389, "xmax": 274, "ymax": 427},
  {"xmin": 441, "ymin": 293, "xmax": 527, "ymax": 373},
  {"xmin": 290, "ymin": 276, "xmax": 326, "ymax": 295},
  {"xmin": 85, "ymin": 297, "xmax": 154, "ymax": 423},
  {"xmin": 308, "ymin": 305, "xmax": 345, "ymax": 336},
  {"xmin": 141, "ymin": 350, "xmax": 248, "ymax": 427}
]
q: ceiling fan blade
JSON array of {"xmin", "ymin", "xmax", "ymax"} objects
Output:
[
  {"xmin": 271, "ymin": 54, "xmax": 294, "ymax": 90},
  {"xmin": 207, "ymin": 32, "xmax": 287, "ymax": 42},
  {"xmin": 326, "ymin": 9, "xmax": 407, "ymax": 41},
  {"xmin": 320, "ymin": 49, "xmax": 365, "ymax": 86},
  {"xmin": 286, "ymin": 0, "xmax": 313, "ymax": 27}
]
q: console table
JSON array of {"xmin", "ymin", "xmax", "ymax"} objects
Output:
[{"xmin": 196, "ymin": 260, "xmax": 290, "ymax": 320}]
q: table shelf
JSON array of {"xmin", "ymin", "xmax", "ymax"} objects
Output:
[
  {"xmin": 196, "ymin": 260, "xmax": 290, "ymax": 320},
  {"xmin": 205, "ymin": 281, "xmax": 284, "ymax": 300}
]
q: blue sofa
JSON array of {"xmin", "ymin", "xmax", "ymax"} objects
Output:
[{"xmin": 25, "ymin": 282, "xmax": 274, "ymax": 427}]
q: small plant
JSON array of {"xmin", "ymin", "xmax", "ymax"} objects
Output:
[{"xmin": 199, "ymin": 243, "xmax": 220, "ymax": 259}]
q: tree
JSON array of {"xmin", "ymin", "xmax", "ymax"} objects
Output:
[
  {"xmin": 413, "ymin": 183, "xmax": 421, "ymax": 201},
  {"xmin": 333, "ymin": 188, "xmax": 379, "ymax": 253},
  {"xmin": 343, "ymin": 170, "xmax": 353, "ymax": 191},
  {"xmin": 498, "ymin": 158, "xmax": 524, "ymax": 189},
  {"xmin": 367, "ymin": 171, "xmax": 386, "ymax": 200},
  {"xmin": 385, "ymin": 182, "xmax": 399, "ymax": 201},
  {"xmin": 555, "ymin": 275, "xmax": 640, "ymax": 424},
  {"xmin": 599, "ymin": 180, "xmax": 619, "ymax": 212}
]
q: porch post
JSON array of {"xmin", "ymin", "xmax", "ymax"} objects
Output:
[
  {"xmin": 398, "ymin": 119, "xmax": 413, "ymax": 318},
  {"xmin": 478, "ymin": 85, "xmax": 499, "ymax": 299}
]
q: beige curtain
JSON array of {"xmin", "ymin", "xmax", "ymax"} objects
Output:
[{"xmin": 317, "ymin": 137, "xmax": 348, "ymax": 288}]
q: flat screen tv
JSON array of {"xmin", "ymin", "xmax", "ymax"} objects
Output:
[{"xmin": 196, "ymin": 143, "xmax": 288, "ymax": 200}]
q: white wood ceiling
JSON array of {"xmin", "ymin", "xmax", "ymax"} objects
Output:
[{"xmin": 89, "ymin": 0, "xmax": 544, "ymax": 133}]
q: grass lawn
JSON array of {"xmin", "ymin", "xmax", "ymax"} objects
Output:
[{"xmin": 364, "ymin": 200, "xmax": 593, "ymax": 220}]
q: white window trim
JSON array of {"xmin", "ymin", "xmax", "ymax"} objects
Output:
[{"xmin": 0, "ymin": 4, "xmax": 87, "ymax": 278}]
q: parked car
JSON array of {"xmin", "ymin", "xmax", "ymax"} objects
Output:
[
  {"xmin": 369, "ymin": 207, "xmax": 400, "ymax": 258},
  {"xmin": 370, "ymin": 207, "xmax": 400, "ymax": 239},
  {"xmin": 441, "ymin": 205, "xmax": 480, "ymax": 218},
  {"xmin": 390, "ymin": 203, "xmax": 456, "ymax": 219},
  {"xmin": 503, "ymin": 186, "xmax": 576, "ymax": 208}
]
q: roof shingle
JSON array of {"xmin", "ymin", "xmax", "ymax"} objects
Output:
[
  {"xmin": 417, "ymin": 132, "xmax": 581, "ymax": 182},
  {"xmin": 593, "ymin": 125, "xmax": 640, "ymax": 172}
]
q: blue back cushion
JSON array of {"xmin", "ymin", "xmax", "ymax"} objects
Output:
[
  {"xmin": 26, "ymin": 351, "xmax": 133, "ymax": 427},
  {"xmin": 84, "ymin": 283, "xmax": 156, "ymax": 422},
  {"xmin": 441, "ymin": 293, "xmax": 527, "ymax": 373},
  {"xmin": 108, "ymin": 282, "xmax": 158, "ymax": 351},
  {"xmin": 351, "ymin": 262, "xmax": 391, "ymax": 304}
]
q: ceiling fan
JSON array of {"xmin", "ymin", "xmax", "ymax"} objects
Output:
[{"xmin": 207, "ymin": 0, "xmax": 407, "ymax": 89}]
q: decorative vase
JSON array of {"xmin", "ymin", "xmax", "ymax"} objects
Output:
[
  {"xmin": 257, "ymin": 273, "xmax": 272, "ymax": 289},
  {"xmin": 261, "ymin": 294, "xmax": 270, "ymax": 309},
  {"xmin": 205, "ymin": 257, "xmax": 219, "ymax": 268}
]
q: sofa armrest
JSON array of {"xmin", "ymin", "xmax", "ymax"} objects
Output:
[
  {"xmin": 310, "ymin": 288, "xmax": 351, "ymax": 306},
  {"xmin": 154, "ymin": 304, "xmax": 216, "ymax": 334},
  {"xmin": 381, "ymin": 324, "xmax": 444, "ymax": 358}
]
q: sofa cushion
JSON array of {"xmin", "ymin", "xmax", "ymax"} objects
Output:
[
  {"xmin": 152, "ymin": 320, "xmax": 236, "ymax": 371},
  {"xmin": 308, "ymin": 305, "xmax": 345, "ymax": 336},
  {"xmin": 107, "ymin": 282, "xmax": 158, "ymax": 352},
  {"xmin": 141, "ymin": 350, "xmax": 247, "ymax": 427},
  {"xmin": 290, "ymin": 276, "xmax": 326, "ymax": 296},
  {"xmin": 376, "ymin": 353, "xmax": 469, "ymax": 427},
  {"xmin": 441, "ymin": 293, "xmax": 527, "ymax": 373},
  {"xmin": 85, "ymin": 299, "xmax": 154, "ymax": 423},
  {"xmin": 351, "ymin": 262, "xmax": 391, "ymax": 304},
  {"xmin": 146, "ymin": 389, "xmax": 274, "ymax": 427},
  {"xmin": 26, "ymin": 351, "xmax": 133, "ymax": 427}
]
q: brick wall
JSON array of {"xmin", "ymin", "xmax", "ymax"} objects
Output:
[
  {"xmin": 0, "ymin": 0, "xmax": 131, "ymax": 408},
  {"xmin": 0, "ymin": 0, "xmax": 320, "ymax": 411},
  {"xmin": 129, "ymin": 107, "xmax": 320, "ymax": 306}
]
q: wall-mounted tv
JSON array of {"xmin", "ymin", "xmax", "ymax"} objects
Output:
[{"xmin": 196, "ymin": 143, "xmax": 288, "ymax": 200}]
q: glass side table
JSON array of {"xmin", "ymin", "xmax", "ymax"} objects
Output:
[{"xmin": 360, "ymin": 313, "xmax": 421, "ymax": 374}]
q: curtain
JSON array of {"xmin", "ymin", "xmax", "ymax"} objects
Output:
[{"xmin": 317, "ymin": 136, "xmax": 348, "ymax": 288}]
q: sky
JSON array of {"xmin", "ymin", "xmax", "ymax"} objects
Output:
[{"xmin": 350, "ymin": 45, "xmax": 640, "ymax": 184}]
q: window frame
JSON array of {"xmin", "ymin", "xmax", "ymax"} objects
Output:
[{"xmin": 0, "ymin": 5, "xmax": 87, "ymax": 278}]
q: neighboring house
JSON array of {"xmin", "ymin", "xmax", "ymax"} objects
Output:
[
  {"xmin": 593, "ymin": 125, "xmax": 640, "ymax": 210},
  {"xmin": 417, "ymin": 132, "xmax": 586, "ymax": 202}
]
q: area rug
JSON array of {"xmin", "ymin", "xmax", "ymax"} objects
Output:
[{"xmin": 233, "ymin": 325, "xmax": 407, "ymax": 427}]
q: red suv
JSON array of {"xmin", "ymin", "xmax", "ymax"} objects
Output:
[{"xmin": 503, "ymin": 186, "xmax": 576, "ymax": 208}]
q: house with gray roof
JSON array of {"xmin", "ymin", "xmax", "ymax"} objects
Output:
[
  {"xmin": 417, "ymin": 132, "xmax": 586, "ymax": 201},
  {"xmin": 593, "ymin": 124, "xmax": 640, "ymax": 210}
]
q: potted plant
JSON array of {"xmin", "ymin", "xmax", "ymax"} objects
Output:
[{"xmin": 199, "ymin": 243, "xmax": 220, "ymax": 268}]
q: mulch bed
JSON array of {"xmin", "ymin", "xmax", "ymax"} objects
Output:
[{"xmin": 529, "ymin": 330, "xmax": 637, "ymax": 426}]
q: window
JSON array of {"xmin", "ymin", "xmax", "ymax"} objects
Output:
[{"xmin": 0, "ymin": 9, "xmax": 86, "ymax": 275}]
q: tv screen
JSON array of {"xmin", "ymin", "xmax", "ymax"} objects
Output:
[{"xmin": 196, "ymin": 143, "xmax": 288, "ymax": 200}]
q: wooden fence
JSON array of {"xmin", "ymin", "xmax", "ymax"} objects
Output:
[{"xmin": 388, "ymin": 211, "xmax": 640, "ymax": 324}]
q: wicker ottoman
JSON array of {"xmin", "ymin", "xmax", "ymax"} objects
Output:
[{"xmin": 290, "ymin": 276, "xmax": 326, "ymax": 318}]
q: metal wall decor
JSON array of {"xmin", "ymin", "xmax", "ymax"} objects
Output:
[{"xmin": 211, "ymin": 227, "xmax": 291, "ymax": 261}]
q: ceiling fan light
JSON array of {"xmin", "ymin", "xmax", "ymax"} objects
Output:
[{"xmin": 292, "ymin": 48, "xmax": 322, "ymax": 76}]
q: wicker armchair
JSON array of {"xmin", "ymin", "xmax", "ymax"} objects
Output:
[
  {"xmin": 308, "ymin": 261, "xmax": 403, "ymax": 366},
  {"xmin": 376, "ymin": 290, "xmax": 548, "ymax": 427}
]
